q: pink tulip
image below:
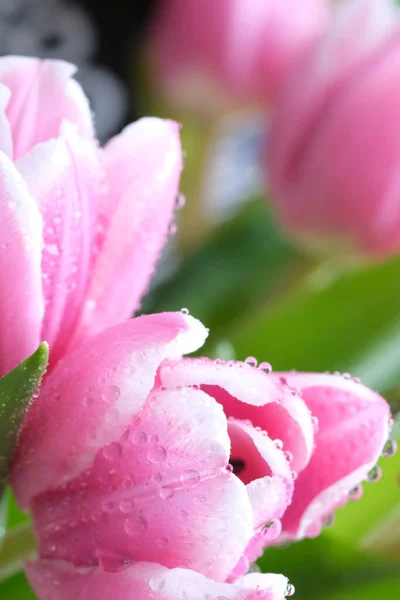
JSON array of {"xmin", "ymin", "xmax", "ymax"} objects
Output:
[
  {"xmin": 0, "ymin": 56, "xmax": 182, "ymax": 376},
  {"xmin": 149, "ymin": 0, "xmax": 330, "ymax": 113},
  {"xmin": 11, "ymin": 312, "xmax": 391, "ymax": 599},
  {"xmin": 267, "ymin": 0, "xmax": 400, "ymax": 258}
]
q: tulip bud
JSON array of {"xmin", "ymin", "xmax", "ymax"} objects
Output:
[
  {"xmin": 149, "ymin": 0, "xmax": 330, "ymax": 114},
  {"xmin": 267, "ymin": 0, "xmax": 400, "ymax": 259}
]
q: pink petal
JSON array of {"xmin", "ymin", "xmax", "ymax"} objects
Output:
[
  {"xmin": 71, "ymin": 118, "xmax": 182, "ymax": 345},
  {"xmin": 0, "ymin": 83, "xmax": 12, "ymax": 157},
  {"xmin": 0, "ymin": 56, "xmax": 93, "ymax": 160},
  {"xmin": 164, "ymin": 359, "xmax": 314, "ymax": 472},
  {"xmin": 228, "ymin": 420, "xmax": 293, "ymax": 528},
  {"xmin": 159, "ymin": 357, "xmax": 281, "ymax": 406},
  {"xmin": 278, "ymin": 373, "xmax": 391, "ymax": 539},
  {"xmin": 12, "ymin": 313, "xmax": 208, "ymax": 508},
  {"xmin": 26, "ymin": 560, "xmax": 289, "ymax": 600},
  {"xmin": 0, "ymin": 151, "xmax": 43, "ymax": 376},
  {"xmin": 16, "ymin": 122, "xmax": 103, "ymax": 364},
  {"xmin": 32, "ymin": 385, "xmax": 253, "ymax": 581}
]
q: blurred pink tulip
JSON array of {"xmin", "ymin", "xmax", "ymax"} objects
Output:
[
  {"xmin": 0, "ymin": 56, "xmax": 182, "ymax": 376},
  {"xmin": 267, "ymin": 0, "xmax": 400, "ymax": 259},
  {"xmin": 11, "ymin": 312, "xmax": 391, "ymax": 598},
  {"xmin": 149, "ymin": 0, "xmax": 330, "ymax": 113}
]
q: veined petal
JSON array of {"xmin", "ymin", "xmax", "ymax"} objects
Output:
[
  {"xmin": 71, "ymin": 118, "xmax": 182, "ymax": 344},
  {"xmin": 0, "ymin": 56, "xmax": 93, "ymax": 160},
  {"xmin": 16, "ymin": 122, "xmax": 102, "ymax": 364},
  {"xmin": 278, "ymin": 373, "xmax": 391, "ymax": 539},
  {"xmin": 0, "ymin": 151, "xmax": 43, "ymax": 375}
]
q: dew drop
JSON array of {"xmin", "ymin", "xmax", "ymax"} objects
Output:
[
  {"xmin": 274, "ymin": 439, "xmax": 284, "ymax": 450},
  {"xmin": 124, "ymin": 515, "xmax": 147, "ymax": 535},
  {"xmin": 323, "ymin": 513, "xmax": 335, "ymax": 527},
  {"xmin": 180, "ymin": 307, "xmax": 189, "ymax": 315},
  {"xmin": 258, "ymin": 361, "xmax": 272, "ymax": 373},
  {"xmin": 366, "ymin": 465, "xmax": 382, "ymax": 483},
  {"xmin": 119, "ymin": 499, "xmax": 134, "ymax": 513},
  {"xmin": 349, "ymin": 484, "xmax": 363, "ymax": 501},
  {"xmin": 159, "ymin": 486, "xmax": 174, "ymax": 500},
  {"xmin": 132, "ymin": 430, "xmax": 147, "ymax": 445},
  {"xmin": 175, "ymin": 193, "xmax": 186, "ymax": 210},
  {"xmin": 244, "ymin": 356, "xmax": 258, "ymax": 367},
  {"xmin": 157, "ymin": 536, "xmax": 169, "ymax": 548},
  {"xmin": 102, "ymin": 442, "xmax": 122, "ymax": 461},
  {"xmin": 147, "ymin": 445, "xmax": 167, "ymax": 464},
  {"xmin": 180, "ymin": 469, "xmax": 200, "ymax": 485},
  {"xmin": 286, "ymin": 583, "xmax": 295, "ymax": 597},
  {"xmin": 382, "ymin": 439, "xmax": 397, "ymax": 457},
  {"xmin": 311, "ymin": 416, "xmax": 319, "ymax": 433}
]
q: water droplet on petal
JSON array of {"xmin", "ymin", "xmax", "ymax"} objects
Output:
[
  {"xmin": 159, "ymin": 486, "xmax": 174, "ymax": 500},
  {"xmin": 132, "ymin": 430, "xmax": 147, "ymax": 445},
  {"xmin": 349, "ymin": 484, "xmax": 363, "ymax": 501},
  {"xmin": 274, "ymin": 439, "xmax": 284, "ymax": 450},
  {"xmin": 147, "ymin": 445, "xmax": 167, "ymax": 464},
  {"xmin": 180, "ymin": 307, "xmax": 189, "ymax": 315},
  {"xmin": 124, "ymin": 515, "xmax": 148, "ymax": 535},
  {"xmin": 180, "ymin": 470, "xmax": 200, "ymax": 485},
  {"xmin": 102, "ymin": 442, "xmax": 122, "ymax": 461},
  {"xmin": 244, "ymin": 356, "xmax": 258, "ymax": 367},
  {"xmin": 119, "ymin": 499, "xmax": 134, "ymax": 513},
  {"xmin": 258, "ymin": 361, "xmax": 272, "ymax": 373},
  {"xmin": 323, "ymin": 513, "xmax": 335, "ymax": 528},
  {"xmin": 382, "ymin": 439, "xmax": 397, "ymax": 457},
  {"xmin": 286, "ymin": 582, "xmax": 295, "ymax": 597},
  {"xmin": 366, "ymin": 465, "xmax": 382, "ymax": 483}
]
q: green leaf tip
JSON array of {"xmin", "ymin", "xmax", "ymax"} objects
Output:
[{"xmin": 0, "ymin": 343, "xmax": 49, "ymax": 495}]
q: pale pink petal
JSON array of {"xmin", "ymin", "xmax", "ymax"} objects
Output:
[
  {"xmin": 0, "ymin": 56, "xmax": 93, "ymax": 160},
  {"xmin": 165, "ymin": 359, "xmax": 314, "ymax": 473},
  {"xmin": 0, "ymin": 151, "xmax": 43, "ymax": 375},
  {"xmin": 226, "ymin": 419, "xmax": 293, "ymax": 577},
  {"xmin": 26, "ymin": 560, "xmax": 289, "ymax": 600},
  {"xmin": 16, "ymin": 122, "xmax": 103, "ymax": 364},
  {"xmin": 277, "ymin": 373, "xmax": 391, "ymax": 539},
  {"xmin": 159, "ymin": 357, "xmax": 281, "ymax": 406},
  {"xmin": 32, "ymin": 386, "xmax": 253, "ymax": 581},
  {"xmin": 0, "ymin": 83, "xmax": 12, "ymax": 157},
  {"xmin": 12, "ymin": 313, "xmax": 208, "ymax": 508},
  {"xmin": 71, "ymin": 118, "xmax": 182, "ymax": 345}
]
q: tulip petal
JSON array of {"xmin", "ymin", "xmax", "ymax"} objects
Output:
[
  {"xmin": 159, "ymin": 357, "xmax": 281, "ymax": 406},
  {"xmin": 161, "ymin": 358, "xmax": 314, "ymax": 472},
  {"xmin": 12, "ymin": 313, "xmax": 208, "ymax": 508},
  {"xmin": 0, "ymin": 56, "xmax": 93, "ymax": 160},
  {"xmin": 227, "ymin": 419, "xmax": 293, "ymax": 529},
  {"xmin": 32, "ymin": 386, "xmax": 253, "ymax": 582},
  {"xmin": 0, "ymin": 151, "xmax": 43, "ymax": 376},
  {"xmin": 16, "ymin": 122, "xmax": 102, "ymax": 364},
  {"xmin": 278, "ymin": 373, "xmax": 391, "ymax": 539},
  {"xmin": 0, "ymin": 83, "xmax": 12, "ymax": 157},
  {"xmin": 26, "ymin": 560, "xmax": 289, "ymax": 600},
  {"xmin": 71, "ymin": 118, "xmax": 182, "ymax": 345}
]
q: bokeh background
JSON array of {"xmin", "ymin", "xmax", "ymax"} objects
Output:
[{"xmin": 0, "ymin": 1, "xmax": 399, "ymax": 598}]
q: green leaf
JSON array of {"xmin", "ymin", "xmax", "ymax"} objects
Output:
[
  {"xmin": 230, "ymin": 255, "xmax": 400, "ymax": 393},
  {"xmin": 0, "ymin": 572, "xmax": 37, "ymax": 599},
  {"xmin": 259, "ymin": 534, "xmax": 400, "ymax": 600},
  {"xmin": 0, "ymin": 343, "xmax": 49, "ymax": 495}
]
